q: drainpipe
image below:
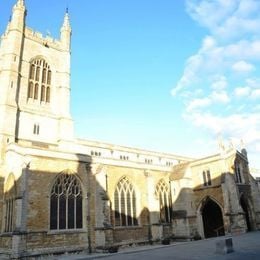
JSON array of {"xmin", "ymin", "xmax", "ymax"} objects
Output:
[{"xmin": 86, "ymin": 163, "xmax": 92, "ymax": 254}]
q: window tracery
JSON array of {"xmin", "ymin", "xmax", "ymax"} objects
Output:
[
  {"xmin": 50, "ymin": 173, "xmax": 83, "ymax": 230},
  {"xmin": 28, "ymin": 58, "xmax": 51, "ymax": 103},
  {"xmin": 155, "ymin": 180, "xmax": 171, "ymax": 223},
  {"xmin": 4, "ymin": 174, "xmax": 16, "ymax": 233},
  {"xmin": 114, "ymin": 177, "xmax": 138, "ymax": 226}
]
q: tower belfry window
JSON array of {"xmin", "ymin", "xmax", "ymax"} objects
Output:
[
  {"xmin": 27, "ymin": 58, "xmax": 52, "ymax": 103},
  {"xmin": 47, "ymin": 70, "xmax": 51, "ymax": 85},
  {"xmin": 41, "ymin": 85, "xmax": 46, "ymax": 102},
  {"xmin": 203, "ymin": 170, "xmax": 212, "ymax": 186},
  {"xmin": 33, "ymin": 124, "xmax": 40, "ymax": 135},
  {"xmin": 28, "ymin": 82, "xmax": 33, "ymax": 98},
  {"xmin": 46, "ymin": 87, "xmax": 50, "ymax": 102},
  {"xmin": 42, "ymin": 68, "xmax": 47, "ymax": 83},
  {"xmin": 30, "ymin": 64, "xmax": 35, "ymax": 79},
  {"xmin": 34, "ymin": 83, "xmax": 39, "ymax": 99},
  {"xmin": 36, "ymin": 67, "xmax": 40, "ymax": 81}
]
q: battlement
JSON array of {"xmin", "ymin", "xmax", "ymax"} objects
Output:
[{"xmin": 25, "ymin": 27, "xmax": 61, "ymax": 49}]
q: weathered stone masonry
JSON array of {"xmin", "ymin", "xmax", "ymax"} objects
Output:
[{"xmin": 0, "ymin": 1, "xmax": 260, "ymax": 258}]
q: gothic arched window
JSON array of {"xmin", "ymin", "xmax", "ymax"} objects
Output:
[
  {"xmin": 202, "ymin": 170, "xmax": 212, "ymax": 186},
  {"xmin": 114, "ymin": 177, "xmax": 138, "ymax": 226},
  {"xmin": 50, "ymin": 173, "xmax": 83, "ymax": 230},
  {"xmin": 156, "ymin": 180, "xmax": 171, "ymax": 223},
  {"xmin": 28, "ymin": 58, "xmax": 51, "ymax": 103},
  {"xmin": 4, "ymin": 174, "xmax": 16, "ymax": 233}
]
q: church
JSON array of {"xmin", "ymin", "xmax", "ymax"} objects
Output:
[{"xmin": 0, "ymin": 1, "xmax": 260, "ymax": 258}]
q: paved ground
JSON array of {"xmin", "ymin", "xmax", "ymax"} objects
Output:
[{"xmin": 56, "ymin": 231, "xmax": 260, "ymax": 260}]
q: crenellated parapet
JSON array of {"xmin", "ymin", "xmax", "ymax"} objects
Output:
[
  {"xmin": 25, "ymin": 27, "xmax": 62, "ymax": 50},
  {"xmin": 0, "ymin": 7, "xmax": 70, "ymax": 52}
]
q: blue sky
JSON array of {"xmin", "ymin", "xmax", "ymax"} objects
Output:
[{"xmin": 1, "ymin": 0, "xmax": 260, "ymax": 169}]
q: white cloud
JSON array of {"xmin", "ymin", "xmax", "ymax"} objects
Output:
[
  {"xmin": 186, "ymin": 112, "xmax": 260, "ymax": 143},
  {"xmin": 237, "ymin": 104, "xmax": 246, "ymax": 112},
  {"xmin": 210, "ymin": 90, "xmax": 230, "ymax": 103},
  {"xmin": 236, "ymin": 0, "xmax": 260, "ymax": 18},
  {"xmin": 246, "ymin": 78, "xmax": 260, "ymax": 88},
  {"xmin": 201, "ymin": 36, "xmax": 216, "ymax": 51},
  {"xmin": 174, "ymin": 1, "xmax": 260, "ymax": 168},
  {"xmin": 256, "ymin": 143, "xmax": 260, "ymax": 152},
  {"xmin": 251, "ymin": 89, "xmax": 260, "ymax": 99},
  {"xmin": 233, "ymin": 79, "xmax": 260, "ymax": 99},
  {"xmin": 171, "ymin": 54, "xmax": 202, "ymax": 96},
  {"xmin": 232, "ymin": 60, "xmax": 255, "ymax": 73},
  {"xmin": 186, "ymin": 97, "xmax": 211, "ymax": 112},
  {"xmin": 210, "ymin": 75, "xmax": 228, "ymax": 90},
  {"xmin": 244, "ymin": 128, "xmax": 260, "ymax": 144},
  {"xmin": 221, "ymin": 40, "xmax": 260, "ymax": 61},
  {"xmin": 186, "ymin": 0, "xmax": 260, "ymax": 42},
  {"xmin": 234, "ymin": 86, "xmax": 251, "ymax": 97},
  {"xmin": 253, "ymin": 104, "xmax": 260, "ymax": 111},
  {"xmin": 186, "ymin": 0, "xmax": 237, "ymax": 31},
  {"xmin": 185, "ymin": 89, "xmax": 230, "ymax": 113}
]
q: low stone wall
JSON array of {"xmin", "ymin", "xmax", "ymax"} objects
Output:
[
  {"xmin": 26, "ymin": 231, "xmax": 88, "ymax": 255},
  {"xmin": 0, "ymin": 234, "xmax": 12, "ymax": 256},
  {"xmin": 0, "ymin": 231, "xmax": 89, "ymax": 258},
  {"xmin": 113, "ymin": 226, "xmax": 149, "ymax": 244},
  {"xmin": 162, "ymin": 224, "xmax": 173, "ymax": 238}
]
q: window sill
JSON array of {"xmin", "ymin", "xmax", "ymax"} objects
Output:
[
  {"xmin": 152, "ymin": 222, "xmax": 172, "ymax": 226},
  {"xmin": 114, "ymin": 226, "xmax": 142, "ymax": 230},
  {"xmin": 0, "ymin": 232, "xmax": 13, "ymax": 237},
  {"xmin": 47, "ymin": 228, "xmax": 87, "ymax": 235},
  {"xmin": 27, "ymin": 98, "xmax": 50, "ymax": 106}
]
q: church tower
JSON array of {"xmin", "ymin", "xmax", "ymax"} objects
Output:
[
  {"xmin": 0, "ymin": 0, "xmax": 74, "ymax": 162},
  {"xmin": 0, "ymin": 0, "xmax": 26, "ymax": 161}
]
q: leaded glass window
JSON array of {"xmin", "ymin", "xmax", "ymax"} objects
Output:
[
  {"xmin": 28, "ymin": 58, "xmax": 51, "ymax": 103},
  {"xmin": 4, "ymin": 174, "xmax": 16, "ymax": 233},
  {"xmin": 114, "ymin": 177, "xmax": 138, "ymax": 226},
  {"xmin": 50, "ymin": 174, "xmax": 83, "ymax": 230},
  {"xmin": 156, "ymin": 180, "xmax": 171, "ymax": 223},
  {"xmin": 203, "ymin": 170, "xmax": 212, "ymax": 186}
]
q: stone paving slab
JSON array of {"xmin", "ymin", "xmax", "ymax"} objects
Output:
[{"xmin": 54, "ymin": 231, "xmax": 260, "ymax": 260}]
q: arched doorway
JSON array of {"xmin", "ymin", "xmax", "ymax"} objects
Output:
[
  {"xmin": 201, "ymin": 198, "xmax": 225, "ymax": 238},
  {"xmin": 240, "ymin": 196, "xmax": 251, "ymax": 231}
]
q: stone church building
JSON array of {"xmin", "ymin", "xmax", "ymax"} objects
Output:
[{"xmin": 0, "ymin": 1, "xmax": 260, "ymax": 258}]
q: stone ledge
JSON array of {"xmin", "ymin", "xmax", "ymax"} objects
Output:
[
  {"xmin": 24, "ymin": 246, "xmax": 88, "ymax": 258},
  {"xmin": 95, "ymin": 226, "xmax": 113, "ymax": 231},
  {"xmin": 114, "ymin": 226, "xmax": 143, "ymax": 230},
  {"xmin": 96, "ymin": 239, "xmax": 151, "ymax": 253},
  {"xmin": 47, "ymin": 229, "xmax": 88, "ymax": 235},
  {"xmin": 152, "ymin": 223, "xmax": 172, "ymax": 226}
]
